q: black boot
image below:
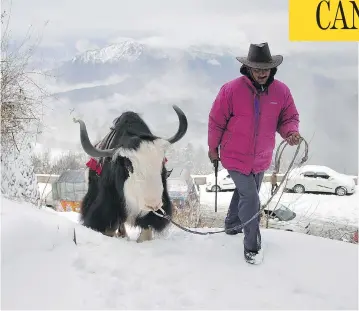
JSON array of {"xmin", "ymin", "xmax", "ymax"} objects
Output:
[
  {"xmin": 244, "ymin": 248, "xmax": 260, "ymax": 264},
  {"xmin": 244, "ymin": 235, "xmax": 263, "ymax": 264}
]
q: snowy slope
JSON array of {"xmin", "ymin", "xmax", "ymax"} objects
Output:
[
  {"xmin": 200, "ymin": 182, "xmax": 359, "ymax": 227},
  {"xmin": 2, "ymin": 197, "xmax": 358, "ymax": 310}
]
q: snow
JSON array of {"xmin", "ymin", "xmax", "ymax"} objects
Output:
[
  {"xmin": 38, "ymin": 182, "xmax": 52, "ymax": 198},
  {"xmin": 200, "ymin": 182, "xmax": 358, "ymax": 226},
  {"xmin": 71, "ymin": 39, "xmax": 236, "ymax": 66},
  {"xmin": 289, "ymin": 164, "xmax": 356, "ymax": 185},
  {"xmin": 272, "ymin": 188, "xmax": 358, "ymax": 226},
  {"xmin": 2, "ymin": 197, "xmax": 358, "ymax": 310},
  {"xmin": 289, "ymin": 164, "xmax": 352, "ymax": 176},
  {"xmin": 1, "ymin": 134, "xmax": 40, "ymax": 205},
  {"xmin": 57, "ymin": 210, "xmax": 82, "ymax": 223},
  {"xmin": 33, "ymin": 143, "xmax": 67, "ymax": 161},
  {"xmin": 207, "ymin": 59, "xmax": 221, "ymax": 66},
  {"xmin": 73, "ymin": 41, "xmax": 144, "ymax": 64}
]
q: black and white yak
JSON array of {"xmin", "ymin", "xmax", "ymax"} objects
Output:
[{"xmin": 74, "ymin": 105, "xmax": 188, "ymax": 242}]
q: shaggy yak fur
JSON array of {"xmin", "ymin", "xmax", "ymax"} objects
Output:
[{"xmin": 74, "ymin": 105, "xmax": 188, "ymax": 242}]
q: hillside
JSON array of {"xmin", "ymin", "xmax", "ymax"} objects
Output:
[{"xmin": 2, "ymin": 197, "xmax": 358, "ymax": 310}]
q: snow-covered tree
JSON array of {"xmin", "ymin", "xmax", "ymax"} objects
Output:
[
  {"xmin": 31, "ymin": 149, "xmax": 88, "ymax": 175},
  {"xmin": 165, "ymin": 144, "xmax": 182, "ymax": 167},
  {"xmin": 162, "ymin": 141, "xmax": 219, "ymax": 175},
  {"xmin": 1, "ymin": 10, "xmax": 49, "ymax": 206},
  {"xmin": 182, "ymin": 142, "xmax": 195, "ymax": 170},
  {"xmin": 192, "ymin": 145, "xmax": 214, "ymax": 175},
  {"xmin": 50, "ymin": 151, "xmax": 88, "ymax": 174},
  {"xmin": 31, "ymin": 149, "xmax": 52, "ymax": 174},
  {"xmin": 1, "ymin": 133, "xmax": 40, "ymax": 205}
]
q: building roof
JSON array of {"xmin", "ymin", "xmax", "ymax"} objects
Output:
[{"xmin": 55, "ymin": 169, "xmax": 86, "ymax": 183}]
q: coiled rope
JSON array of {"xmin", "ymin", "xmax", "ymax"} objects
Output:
[{"xmin": 153, "ymin": 136, "xmax": 309, "ymax": 235}]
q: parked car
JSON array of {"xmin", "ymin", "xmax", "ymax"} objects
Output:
[
  {"xmin": 167, "ymin": 168, "xmax": 197, "ymax": 202},
  {"xmin": 166, "ymin": 166, "xmax": 201, "ymax": 227},
  {"xmin": 262, "ymin": 201, "xmax": 311, "ymax": 234},
  {"xmin": 285, "ymin": 165, "xmax": 356, "ymax": 196},
  {"xmin": 205, "ymin": 169, "xmax": 235, "ymax": 192}
]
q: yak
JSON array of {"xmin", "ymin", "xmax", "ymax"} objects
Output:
[{"xmin": 74, "ymin": 105, "xmax": 188, "ymax": 242}]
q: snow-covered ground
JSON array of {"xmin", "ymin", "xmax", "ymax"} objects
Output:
[
  {"xmin": 38, "ymin": 182, "xmax": 52, "ymax": 204},
  {"xmin": 200, "ymin": 182, "xmax": 358, "ymax": 228},
  {"xmin": 1, "ymin": 197, "xmax": 358, "ymax": 310}
]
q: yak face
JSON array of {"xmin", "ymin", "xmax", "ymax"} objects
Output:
[
  {"xmin": 113, "ymin": 138, "xmax": 170, "ymax": 213},
  {"xmin": 74, "ymin": 105, "xmax": 188, "ymax": 214}
]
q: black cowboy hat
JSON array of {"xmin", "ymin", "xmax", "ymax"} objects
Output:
[{"xmin": 236, "ymin": 42, "xmax": 283, "ymax": 70}]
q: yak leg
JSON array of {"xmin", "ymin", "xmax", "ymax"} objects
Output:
[
  {"xmin": 103, "ymin": 224, "xmax": 129, "ymax": 239},
  {"xmin": 104, "ymin": 226, "xmax": 118, "ymax": 237},
  {"xmin": 103, "ymin": 222, "xmax": 120, "ymax": 237},
  {"xmin": 117, "ymin": 223, "xmax": 128, "ymax": 238},
  {"xmin": 136, "ymin": 228, "xmax": 153, "ymax": 243}
]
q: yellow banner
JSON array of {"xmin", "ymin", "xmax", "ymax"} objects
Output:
[{"xmin": 289, "ymin": 0, "xmax": 359, "ymax": 41}]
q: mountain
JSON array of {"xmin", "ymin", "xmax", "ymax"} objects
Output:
[
  {"xmin": 49, "ymin": 40, "xmax": 240, "ymax": 94},
  {"xmin": 41, "ymin": 39, "xmax": 358, "ymax": 175},
  {"xmin": 46, "ymin": 40, "xmax": 243, "ymax": 148}
]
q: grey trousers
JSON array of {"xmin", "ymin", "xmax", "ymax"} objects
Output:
[{"xmin": 225, "ymin": 170, "xmax": 264, "ymax": 252}]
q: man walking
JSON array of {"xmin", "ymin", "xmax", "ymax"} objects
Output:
[{"xmin": 207, "ymin": 42, "xmax": 301, "ymax": 264}]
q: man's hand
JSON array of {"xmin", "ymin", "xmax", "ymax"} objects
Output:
[
  {"xmin": 208, "ymin": 148, "xmax": 220, "ymax": 163},
  {"xmin": 286, "ymin": 132, "xmax": 301, "ymax": 146}
]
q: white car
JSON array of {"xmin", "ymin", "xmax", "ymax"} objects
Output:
[
  {"xmin": 285, "ymin": 165, "xmax": 356, "ymax": 196},
  {"xmin": 262, "ymin": 201, "xmax": 311, "ymax": 234},
  {"xmin": 205, "ymin": 170, "xmax": 235, "ymax": 192}
]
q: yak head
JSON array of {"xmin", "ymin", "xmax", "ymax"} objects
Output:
[{"xmin": 74, "ymin": 105, "xmax": 188, "ymax": 212}]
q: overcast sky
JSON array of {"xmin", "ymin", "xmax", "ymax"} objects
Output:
[{"xmin": 5, "ymin": 0, "xmax": 356, "ymax": 53}]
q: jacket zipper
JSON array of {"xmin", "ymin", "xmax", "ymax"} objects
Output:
[{"xmin": 253, "ymin": 87, "xmax": 263, "ymax": 169}]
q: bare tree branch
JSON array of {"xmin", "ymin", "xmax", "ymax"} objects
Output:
[{"xmin": 1, "ymin": 9, "xmax": 52, "ymax": 151}]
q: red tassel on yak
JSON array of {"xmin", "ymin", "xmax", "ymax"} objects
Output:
[{"xmin": 86, "ymin": 158, "xmax": 102, "ymax": 175}]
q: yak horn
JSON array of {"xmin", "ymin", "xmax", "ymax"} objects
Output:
[
  {"xmin": 73, "ymin": 118, "xmax": 115, "ymax": 158},
  {"xmin": 165, "ymin": 105, "xmax": 188, "ymax": 144}
]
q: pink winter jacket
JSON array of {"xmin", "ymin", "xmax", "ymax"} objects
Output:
[{"xmin": 208, "ymin": 76, "xmax": 299, "ymax": 175}]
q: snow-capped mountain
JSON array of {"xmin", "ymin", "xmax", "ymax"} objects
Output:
[
  {"xmin": 50, "ymin": 40, "xmax": 240, "ymax": 86},
  {"xmin": 72, "ymin": 41, "xmax": 154, "ymax": 64},
  {"xmin": 71, "ymin": 40, "xmax": 236, "ymax": 64}
]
